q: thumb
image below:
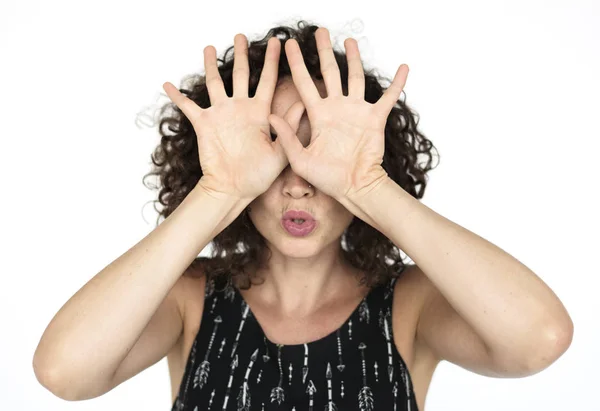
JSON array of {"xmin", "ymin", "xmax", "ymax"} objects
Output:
[
  {"xmin": 283, "ymin": 100, "xmax": 305, "ymax": 134},
  {"xmin": 268, "ymin": 101, "xmax": 308, "ymax": 171}
]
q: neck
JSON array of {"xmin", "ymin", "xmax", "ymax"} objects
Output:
[{"xmin": 242, "ymin": 246, "xmax": 365, "ymax": 318}]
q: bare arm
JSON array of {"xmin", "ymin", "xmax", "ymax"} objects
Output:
[
  {"xmin": 32, "ymin": 183, "xmax": 250, "ymax": 400},
  {"xmin": 32, "ymin": 33, "xmax": 288, "ymax": 401}
]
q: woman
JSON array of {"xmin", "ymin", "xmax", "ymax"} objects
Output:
[{"xmin": 32, "ymin": 20, "xmax": 573, "ymax": 411}]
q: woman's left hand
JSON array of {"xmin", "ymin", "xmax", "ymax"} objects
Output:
[{"xmin": 268, "ymin": 27, "xmax": 409, "ymax": 202}]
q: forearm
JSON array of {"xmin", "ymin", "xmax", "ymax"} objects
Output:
[
  {"xmin": 342, "ymin": 177, "xmax": 573, "ymax": 359},
  {"xmin": 32, "ymin": 183, "xmax": 250, "ymax": 386}
]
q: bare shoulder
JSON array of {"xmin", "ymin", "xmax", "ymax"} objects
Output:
[
  {"xmin": 390, "ymin": 263, "xmax": 431, "ymax": 363},
  {"xmin": 391, "ymin": 263, "xmax": 440, "ymax": 411},
  {"xmin": 166, "ymin": 264, "xmax": 207, "ymax": 402},
  {"xmin": 178, "ymin": 266, "xmax": 208, "ymax": 336}
]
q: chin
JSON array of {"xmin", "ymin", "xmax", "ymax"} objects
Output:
[
  {"xmin": 262, "ymin": 230, "xmax": 324, "ymax": 259},
  {"xmin": 278, "ymin": 237, "xmax": 321, "ymax": 256}
]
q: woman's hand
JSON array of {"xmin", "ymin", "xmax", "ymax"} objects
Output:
[
  {"xmin": 268, "ymin": 27, "xmax": 409, "ymax": 202},
  {"xmin": 163, "ymin": 34, "xmax": 297, "ymax": 201}
]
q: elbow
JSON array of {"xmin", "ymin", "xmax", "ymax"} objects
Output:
[
  {"xmin": 525, "ymin": 318, "xmax": 574, "ymax": 374},
  {"xmin": 32, "ymin": 352, "xmax": 114, "ymax": 401},
  {"xmin": 489, "ymin": 317, "xmax": 574, "ymax": 377},
  {"xmin": 33, "ymin": 361, "xmax": 116, "ymax": 401},
  {"xmin": 33, "ymin": 361, "xmax": 82, "ymax": 401}
]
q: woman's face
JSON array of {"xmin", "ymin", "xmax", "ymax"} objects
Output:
[{"xmin": 247, "ymin": 77, "xmax": 355, "ymax": 258}]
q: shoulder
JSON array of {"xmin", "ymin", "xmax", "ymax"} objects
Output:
[
  {"xmin": 166, "ymin": 264, "xmax": 208, "ymax": 360},
  {"xmin": 179, "ymin": 265, "xmax": 208, "ymax": 328},
  {"xmin": 390, "ymin": 264, "xmax": 431, "ymax": 330},
  {"xmin": 390, "ymin": 264, "xmax": 439, "ymax": 411},
  {"xmin": 166, "ymin": 265, "xmax": 208, "ymax": 401},
  {"xmin": 390, "ymin": 263, "xmax": 440, "ymax": 366}
]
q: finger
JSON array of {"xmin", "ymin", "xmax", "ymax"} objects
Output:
[
  {"xmin": 375, "ymin": 64, "xmax": 409, "ymax": 116},
  {"xmin": 344, "ymin": 38, "xmax": 365, "ymax": 99},
  {"xmin": 315, "ymin": 27, "xmax": 343, "ymax": 98},
  {"xmin": 284, "ymin": 38, "xmax": 322, "ymax": 108},
  {"xmin": 269, "ymin": 100, "xmax": 305, "ymax": 166},
  {"xmin": 271, "ymin": 135, "xmax": 290, "ymax": 172},
  {"xmin": 162, "ymin": 82, "xmax": 202, "ymax": 124},
  {"xmin": 282, "ymin": 100, "xmax": 306, "ymax": 135},
  {"xmin": 268, "ymin": 111, "xmax": 309, "ymax": 174},
  {"xmin": 203, "ymin": 45, "xmax": 228, "ymax": 104},
  {"xmin": 232, "ymin": 34, "xmax": 249, "ymax": 98},
  {"xmin": 255, "ymin": 37, "xmax": 281, "ymax": 104},
  {"xmin": 269, "ymin": 100, "xmax": 306, "ymax": 146}
]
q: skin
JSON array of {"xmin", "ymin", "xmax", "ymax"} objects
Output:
[
  {"xmin": 243, "ymin": 76, "xmax": 370, "ymax": 321},
  {"xmin": 165, "ymin": 28, "xmax": 572, "ymax": 411}
]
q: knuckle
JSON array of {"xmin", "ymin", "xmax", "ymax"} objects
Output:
[
  {"xmin": 322, "ymin": 61, "xmax": 340, "ymax": 74},
  {"xmin": 232, "ymin": 67, "xmax": 249, "ymax": 76},
  {"xmin": 205, "ymin": 74, "xmax": 223, "ymax": 85}
]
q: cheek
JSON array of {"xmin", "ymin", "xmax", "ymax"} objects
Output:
[
  {"xmin": 247, "ymin": 210, "xmax": 270, "ymax": 239},
  {"xmin": 248, "ymin": 197, "xmax": 277, "ymax": 227},
  {"xmin": 325, "ymin": 204, "xmax": 354, "ymax": 232},
  {"xmin": 332, "ymin": 202, "xmax": 353, "ymax": 220}
]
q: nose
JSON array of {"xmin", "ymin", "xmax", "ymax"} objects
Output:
[{"xmin": 282, "ymin": 166, "xmax": 314, "ymax": 198}]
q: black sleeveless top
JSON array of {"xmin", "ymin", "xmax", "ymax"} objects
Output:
[{"xmin": 171, "ymin": 272, "xmax": 419, "ymax": 411}]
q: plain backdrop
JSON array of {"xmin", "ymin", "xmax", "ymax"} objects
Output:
[{"xmin": 1, "ymin": 0, "xmax": 598, "ymax": 410}]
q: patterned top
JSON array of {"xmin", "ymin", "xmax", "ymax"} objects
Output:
[{"xmin": 171, "ymin": 272, "xmax": 419, "ymax": 411}]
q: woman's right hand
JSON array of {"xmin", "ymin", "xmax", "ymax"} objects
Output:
[{"xmin": 163, "ymin": 34, "xmax": 303, "ymax": 201}]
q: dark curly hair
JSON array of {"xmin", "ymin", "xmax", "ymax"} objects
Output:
[{"xmin": 140, "ymin": 19, "xmax": 439, "ymax": 291}]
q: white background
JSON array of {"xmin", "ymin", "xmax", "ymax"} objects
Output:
[{"xmin": 1, "ymin": 0, "xmax": 598, "ymax": 410}]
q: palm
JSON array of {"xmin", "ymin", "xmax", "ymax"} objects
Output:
[
  {"xmin": 163, "ymin": 35, "xmax": 289, "ymax": 200},
  {"xmin": 299, "ymin": 98, "xmax": 384, "ymax": 198},
  {"xmin": 196, "ymin": 99, "xmax": 282, "ymax": 194},
  {"xmin": 268, "ymin": 28, "xmax": 409, "ymax": 201}
]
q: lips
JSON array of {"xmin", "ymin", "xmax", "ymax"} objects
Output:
[
  {"xmin": 281, "ymin": 210, "xmax": 317, "ymax": 237},
  {"xmin": 282, "ymin": 210, "xmax": 315, "ymax": 222}
]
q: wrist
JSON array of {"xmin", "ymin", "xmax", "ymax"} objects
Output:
[
  {"xmin": 195, "ymin": 179, "xmax": 253, "ymax": 206},
  {"xmin": 343, "ymin": 173, "xmax": 391, "ymax": 207},
  {"xmin": 188, "ymin": 183, "xmax": 253, "ymax": 236}
]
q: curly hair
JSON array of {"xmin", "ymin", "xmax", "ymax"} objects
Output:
[{"xmin": 140, "ymin": 19, "xmax": 440, "ymax": 291}]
